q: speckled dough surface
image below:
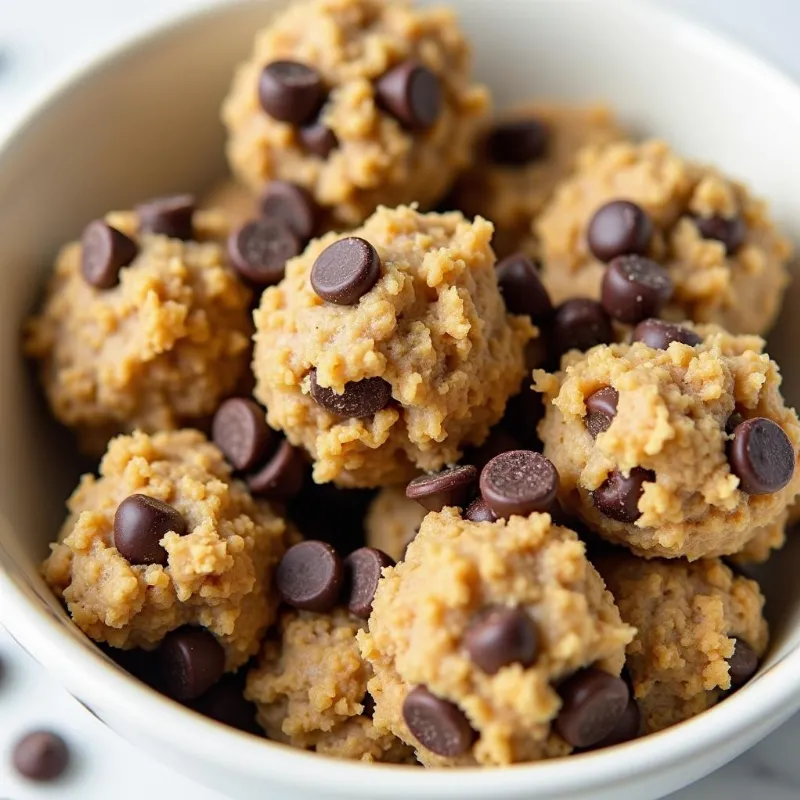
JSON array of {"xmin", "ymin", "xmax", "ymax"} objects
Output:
[
  {"xmin": 222, "ymin": 0, "xmax": 489, "ymax": 228},
  {"xmin": 595, "ymin": 554, "xmax": 767, "ymax": 733},
  {"xmin": 535, "ymin": 326, "xmax": 800, "ymax": 560},
  {"xmin": 365, "ymin": 486, "xmax": 426, "ymax": 561},
  {"xmin": 536, "ymin": 140, "xmax": 792, "ymax": 334},
  {"xmin": 358, "ymin": 508, "xmax": 634, "ymax": 766},
  {"xmin": 43, "ymin": 430, "xmax": 286, "ymax": 669},
  {"xmin": 253, "ymin": 205, "xmax": 534, "ymax": 487}
]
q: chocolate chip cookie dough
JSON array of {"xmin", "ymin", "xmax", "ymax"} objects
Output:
[
  {"xmin": 535, "ymin": 324, "xmax": 800, "ymax": 560},
  {"xmin": 222, "ymin": 0, "xmax": 489, "ymax": 228},
  {"xmin": 365, "ymin": 487, "xmax": 426, "ymax": 561},
  {"xmin": 252, "ymin": 205, "xmax": 535, "ymax": 487},
  {"xmin": 536, "ymin": 140, "xmax": 792, "ymax": 334},
  {"xmin": 595, "ymin": 554, "xmax": 767, "ymax": 733}
]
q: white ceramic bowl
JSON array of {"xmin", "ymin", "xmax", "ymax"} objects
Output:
[{"xmin": 2, "ymin": 1, "xmax": 800, "ymax": 798}]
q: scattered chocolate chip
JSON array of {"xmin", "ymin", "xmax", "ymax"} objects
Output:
[
  {"xmin": 228, "ymin": 217, "xmax": 301, "ymax": 286},
  {"xmin": 402, "ymin": 685, "xmax": 476, "ymax": 756},
  {"xmin": 189, "ymin": 672, "xmax": 260, "ymax": 734},
  {"xmin": 375, "ymin": 60, "xmax": 442, "ymax": 130},
  {"xmin": 259, "ymin": 60, "xmax": 325, "ymax": 125},
  {"xmin": 310, "ymin": 237, "xmax": 381, "ymax": 304},
  {"xmin": 728, "ymin": 640, "xmax": 759, "ymax": 688},
  {"xmin": 582, "ymin": 698, "xmax": 641, "ymax": 751},
  {"xmin": 631, "ymin": 318, "xmax": 702, "ymax": 350},
  {"xmin": 158, "ymin": 627, "xmax": 225, "ymax": 701},
  {"xmin": 695, "ymin": 214, "xmax": 746, "ymax": 255},
  {"xmin": 299, "ymin": 116, "xmax": 339, "ymax": 158},
  {"xmin": 137, "ymin": 194, "xmax": 195, "ymax": 240},
  {"xmin": 728, "ymin": 417, "xmax": 795, "ymax": 495},
  {"xmin": 463, "ymin": 606, "xmax": 538, "ymax": 675},
  {"xmin": 464, "ymin": 496, "xmax": 497, "ymax": 523},
  {"xmin": 502, "ymin": 386, "xmax": 545, "ymax": 450},
  {"xmin": 585, "ymin": 387, "xmax": 619, "ymax": 438},
  {"xmin": 212, "ymin": 398, "xmax": 273, "ymax": 472},
  {"xmin": 246, "ymin": 439, "xmax": 305, "ymax": 500},
  {"xmin": 343, "ymin": 547, "xmax": 395, "ymax": 618},
  {"xmin": 260, "ymin": 181, "xmax": 318, "ymax": 242},
  {"xmin": 12, "ymin": 731, "xmax": 70, "ymax": 782},
  {"xmin": 276, "ymin": 540, "xmax": 344, "ymax": 612},
  {"xmin": 600, "ymin": 255, "xmax": 673, "ymax": 324},
  {"xmin": 406, "ymin": 465, "xmax": 478, "ymax": 512},
  {"xmin": 552, "ymin": 299, "xmax": 613, "ymax": 357},
  {"xmin": 113, "ymin": 494, "xmax": 187, "ymax": 566},
  {"xmin": 587, "ymin": 200, "xmax": 653, "ymax": 263},
  {"xmin": 592, "ymin": 468, "xmax": 655, "ymax": 523},
  {"xmin": 495, "ymin": 253, "xmax": 553, "ymax": 323},
  {"xmin": 555, "ymin": 668, "xmax": 630, "ymax": 748},
  {"xmin": 480, "ymin": 450, "xmax": 559, "ymax": 519},
  {"xmin": 486, "ymin": 118, "xmax": 549, "ymax": 166},
  {"xmin": 81, "ymin": 220, "xmax": 139, "ymax": 289},
  {"xmin": 309, "ymin": 370, "xmax": 392, "ymax": 418}
]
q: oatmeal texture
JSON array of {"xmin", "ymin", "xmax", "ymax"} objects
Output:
[
  {"xmin": 535, "ymin": 326, "xmax": 800, "ymax": 560},
  {"xmin": 536, "ymin": 140, "xmax": 792, "ymax": 334},
  {"xmin": 253, "ymin": 205, "xmax": 534, "ymax": 487},
  {"xmin": 365, "ymin": 486, "xmax": 426, "ymax": 561},
  {"xmin": 201, "ymin": 179, "xmax": 259, "ymax": 228},
  {"xmin": 42, "ymin": 430, "xmax": 286, "ymax": 669},
  {"xmin": 358, "ymin": 508, "xmax": 634, "ymax": 766}
]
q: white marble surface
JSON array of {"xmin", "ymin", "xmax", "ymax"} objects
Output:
[{"xmin": 2, "ymin": 1, "xmax": 800, "ymax": 798}]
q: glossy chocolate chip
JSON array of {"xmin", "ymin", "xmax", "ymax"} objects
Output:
[
  {"xmin": 309, "ymin": 370, "xmax": 392, "ymax": 418},
  {"xmin": 480, "ymin": 450, "xmax": 559, "ymax": 519},
  {"xmin": 495, "ymin": 253, "xmax": 553, "ymax": 323},
  {"xmin": 486, "ymin": 118, "xmax": 549, "ymax": 166},
  {"xmin": 246, "ymin": 439, "xmax": 305, "ymax": 500},
  {"xmin": 402, "ymin": 685, "xmax": 476, "ymax": 756},
  {"xmin": 259, "ymin": 60, "xmax": 324, "ymax": 124},
  {"xmin": 212, "ymin": 398, "xmax": 272, "ymax": 471},
  {"xmin": 464, "ymin": 496, "xmax": 497, "ymax": 522},
  {"xmin": 299, "ymin": 117, "xmax": 339, "ymax": 158},
  {"xmin": 12, "ymin": 731, "xmax": 70, "ymax": 782},
  {"xmin": 552, "ymin": 299, "xmax": 613, "ymax": 357},
  {"xmin": 695, "ymin": 214, "xmax": 746, "ymax": 255},
  {"xmin": 632, "ymin": 318, "xmax": 702, "ymax": 350},
  {"xmin": 137, "ymin": 194, "xmax": 195, "ymax": 240},
  {"xmin": 728, "ymin": 417, "xmax": 795, "ymax": 495},
  {"xmin": 600, "ymin": 255, "xmax": 673, "ymax": 324},
  {"xmin": 228, "ymin": 217, "xmax": 301, "ymax": 286},
  {"xmin": 310, "ymin": 237, "xmax": 381, "ymax": 304},
  {"xmin": 463, "ymin": 606, "xmax": 538, "ymax": 675},
  {"xmin": 406, "ymin": 465, "xmax": 478, "ymax": 512},
  {"xmin": 276, "ymin": 540, "xmax": 344, "ymax": 612},
  {"xmin": 555, "ymin": 668, "xmax": 630, "ymax": 748},
  {"xmin": 592, "ymin": 468, "xmax": 655, "ymax": 523},
  {"xmin": 583, "ymin": 698, "xmax": 641, "ymax": 751},
  {"xmin": 375, "ymin": 60, "xmax": 442, "ymax": 130},
  {"xmin": 260, "ymin": 181, "xmax": 318, "ymax": 242},
  {"xmin": 587, "ymin": 200, "xmax": 653, "ymax": 263},
  {"xmin": 343, "ymin": 547, "xmax": 395, "ymax": 618},
  {"xmin": 585, "ymin": 387, "xmax": 619, "ymax": 438},
  {"xmin": 158, "ymin": 627, "xmax": 225, "ymax": 701},
  {"xmin": 189, "ymin": 673, "xmax": 260, "ymax": 734},
  {"xmin": 728, "ymin": 640, "xmax": 759, "ymax": 688},
  {"xmin": 113, "ymin": 494, "xmax": 187, "ymax": 566},
  {"xmin": 81, "ymin": 220, "xmax": 139, "ymax": 289}
]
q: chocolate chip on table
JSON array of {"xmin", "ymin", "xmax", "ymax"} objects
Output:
[
  {"xmin": 402, "ymin": 685, "xmax": 476, "ymax": 756},
  {"xmin": 12, "ymin": 730, "xmax": 70, "ymax": 782},
  {"xmin": 495, "ymin": 253, "xmax": 553, "ymax": 323},
  {"xmin": 81, "ymin": 220, "xmax": 139, "ymax": 289},
  {"xmin": 246, "ymin": 439, "xmax": 305, "ymax": 500},
  {"xmin": 276, "ymin": 540, "xmax": 344, "ymax": 612},
  {"xmin": 189, "ymin": 672, "xmax": 260, "ymax": 734},
  {"xmin": 259, "ymin": 60, "xmax": 325, "ymax": 125},
  {"xmin": 260, "ymin": 181, "xmax": 319, "ymax": 243},
  {"xmin": 728, "ymin": 417, "xmax": 795, "ymax": 495},
  {"xmin": 309, "ymin": 369, "xmax": 392, "ymax": 418},
  {"xmin": 479, "ymin": 450, "xmax": 559, "ymax": 519},
  {"xmin": 228, "ymin": 217, "xmax": 301, "ymax": 286},
  {"xmin": 114, "ymin": 494, "xmax": 187, "ymax": 566},
  {"xmin": 343, "ymin": 547, "xmax": 395, "ymax": 618},
  {"xmin": 552, "ymin": 299, "xmax": 613, "ymax": 357},
  {"xmin": 587, "ymin": 200, "xmax": 653, "ymax": 263},
  {"xmin": 555, "ymin": 668, "xmax": 630, "ymax": 749},
  {"xmin": 158, "ymin": 627, "xmax": 226, "ymax": 701},
  {"xmin": 463, "ymin": 606, "xmax": 539, "ymax": 675},
  {"xmin": 600, "ymin": 255, "xmax": 673, "ymax": 324},
  {"xmin": 137, "ymin": 194, "xmax": 196, "ymax": 240},
  {"xmin": 406, "ymin": 465, "xmax": 478, "ymax": 512},
  {"xmin": 582, "ymin": 697, "xmax": 641, "ymax": 751},
  {"xmin": 728, "ymin": 640, "xmax": 759, "ymax": 688},
  {"xmin": 632, "ymin": 318, "xmax": 702, "ymax": 350},
  {"xmin": 585, "ymin": 387, "xmax": 619, "ymax": 438},
  {"xmin": 486, "ymin": 118, "xmax": 549, "ymax": 166},
  {"xmin": 310, "ymin": 236, "xmax": 382, "ymax": 304},
  {"xmin": 212, "ymin": 398, "xmax": 273, "ymax": 472},
  {"xmin": 464, "ymin": 496, "xmax": 497, "ymax": 523},
  {"xmin": 299, "ymin": 116, "xmax": 339, "ymax": 158},
  {"xmin": 592, "ymin": 467, "xmax": 655, "ymax": 523},
  {"xmin": 375, "ymin": 60, "xmax": 442, "ymax": 130},
  {"xmin": 695, "ymin": 214, "xmax": 746, "ymax": 255}
]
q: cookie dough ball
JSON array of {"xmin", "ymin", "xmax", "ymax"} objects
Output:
[
  {"xmin": 365, "ymin": 487, "xmax": 426, "ymax": 561},
  {"xmin": 535, "ymin": 325, "xmax": 800, "ymax": 560},
  {"xmin": 595, "ymin": 554, "xmax": 767, "ymax": 733},
  {"xmin": 358, "ymin": 508, "xmax": 635, "ymax": 766},
  {"xmin": 453, "ymin": 104, "xmax": 623, "ymax": 257},
  {"xmin": 222, "ymin": 0, "xmax": 489, "ymax": 228},
  {"xmin": 201, "ymin": 179, "xmax": 259, "ymax": 227},
  {"xmin": 246, "ymin": 608, "xmax": 414, "ymax": 761},
  {"xmin": 25, "ymin": 203, "xmax": 252, "ymax": 453},
  {"xmin": 42, "ymin": 430, "xmax": 286, "ymax": 671},
  {"xmin": 536, "ymin": 140, "xmax": 792, "ymax": 334},
  {"xmin": 253, "ymin": 205, "xmax": 535, "ymax": 487},
  {"xmin": 729, "ymin": 510, "xmax": 788, "ymax": 565}
]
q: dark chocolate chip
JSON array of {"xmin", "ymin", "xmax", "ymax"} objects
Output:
[
  {"xmin": 137, "ymin": 194, "xmax": 195, "ymax": 240},
  {"xmin": 552, "ymin": 299, "xmax": 613, "ymax": 357},
  {"xmin": 113, "ymin": 494, "xmax": 187, "ymax": 566},
  {"xmin": 632, "ymin": 318, "xmax": 702, "ymax": 350},
  {"xmin": 81, "ymin": 220, "xmax": 139, "ymax": 289},
  {"xmin": 587, "ymin": 200, "xmax": 653, "ymax": 263},
  {"xmin": 189, "ymin": 672, "xmax": 260, "ymax": 734},
  {"xmin": 343, "ymin": 547, "xmax": 395, "ymax": 618},
  {"xmin": 585, "ymin": 387, "xmax": 619, "ymax": 438},
  {"xmin": 12, "ymin": 731, "xmax": 70, "ymax": 782},
  {"xmin": 582, "ymin": 698, "xmax": 641, "ymax": 751},
  {"xmin": 158, "ymin": 627, "xmax": 225, "ymax": 701},
  {"xmin": 259, "ymin": 60, "xmax": 325, "ymax": 125},
  {"xmin": 479, "ymin": 450, "xmax": 559, "ymax": 519},
  {"xmin": 228, "ymin": 217, "xmax": 301, "ymax": 286},
  {"xmin": 276, "ymin": 540, "xmax": 344, "ymax": 612},
  {"xmin": 406, "ymin": 465, "xmax": 478, "ymax": 512},
  {"xmin": 309, "ymin": 369, "xmax": 392, "ymax": 418},
  {"xmin": 464, "ymin": 496, "xmax": 497, "ymax": 522},
  {"xmin": 592, "ymin": 468, "xmax": 655, "ymax": 523},
  {"xmin": 695, "ymin": 214, "xmax": 746, "ymax": 255},
  {"xmin": 375, "ymin": 60, "xmax": 442, "ymax": 130},
  {"xmin": 495, "ymin": 253, "xmax": 553, "ymax": 323},
  {"xmin": 600, "ymin": 255, "xmax": 673, "ymax": 324},
  {"xmin": 299, "ymin": 117, "xmax": 339, "ymax": 158},
  {"xmin": 212, "ymin": 398, "xmax": 272, "ymax": 472},
  {"xmin": 728, "ymin": 640, "xmax": 759, "ymax": 688},
  {"xmin": 260, "ymin": 181, "xmax": 318, "ymax": 242},
  {"xmin": 728, "ymin": 417, "xmax": 795, "ymax": 495},
  {"xmin": 402, "ymin": 685, "xmax": 476, "ymax": 756},
  {"xmin": 246, "ymin": 439, "xmax": 305, "ymax": 500},
  {"xmin": 463, "ymin": 606, "xmax": 538, "ymax": 674},
  {"xmin": 310, "ymin": 236, "xmax": 382, "ymax": 304},
  {"xmin": 486, "ymin": 118, "xmax": 549, "ymax": 166}
]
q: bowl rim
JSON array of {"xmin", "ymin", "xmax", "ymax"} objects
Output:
[{"xmin": 3, "ymin": 0, "xmax": 800, "ymax": 796}]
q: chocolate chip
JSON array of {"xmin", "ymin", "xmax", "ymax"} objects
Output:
[
  {"xmin": 276, "ymin": 540, "xmax": 344, "ymax": 612},
  {"xmin": 309, "ymin": 370, "xmax": 392, "ymax": 418},
  {"xmin": 375, "ymin": 60, "xmax": 442, "ymax": 130},
  {"xmin": 600, "ymin": 255, "xmax": 673, "ymax": 324},
  {"xmin": 728, "ymin": 640, "xmax": 759, "ymax": 688},
  {"xmin": 228, "ymin": 217, "xmax": 301, "ymax": 286},
  {"xmin": 585, "ymin": 387, "xmax": 619, "ymax": 438},
  {"xmin": 12, "ymin": 731, "xmax": 70, "ymax": 781},
  {"xmin": 212, "ymin": 398, "xmax": 273, "ymax": 471},
  {"xmin": 495, "ymin": 253, "xmax": 553, "ymax": 323},
  {"xmin": 464, "ymin": 496, "xmax": 497, "ymax": 523},
  {"xmin": 486, "ymin": 118, "xmax": 549, "ymax": 166},
  {"xmin": 555, "ymin": 668, "xmax": 630, "ymax": 748},
  {"xmin": 592, "ymin": 468, "xmax": 655, "ymax": 523},
  {"xmin": 113, "ymin": 494, "xmax": 187, "ymax": 566},
  {"xmin": 260, "ymin": 181, "xmax": 318, "ymax": 242},
  {"xmin": 632, "ymin": 318, "xmax": 702, "ymax": 350},
  {"xmin": 695, "ymin": 214, "xmax": 746, "ymax": 255},
  {"xmin": 343, "ymin": 547, "xmax": 395, "ymax": 618},
  {"xmin": 246, "ymin": 439, "xmax": 305, "ymax": 500},
  {"xmin": 406, "ymin": 465, "xmax": 478, "ymax": 512},
  {"xmin": 137, "ymin": 194, "xmax": 195, "ymax": 240},
  {"xmin": 728, "ymin": 417, "xmax": 795, "ymax": 495},
  {"xmin": 81, "ymin": 220, "xmax": 139, "ymax": 289},
  {"xmin": 402, "ymin": 685, "xmax": 476, "ymax": 756},
  {"xmin": 582, "ymin": 698, "xmax": 641, "ymax": 751},
  {"xmin": 299, "ymin": 117, "xmax": 339, "ymax": 158},
  {"xmin": 479, "ymin": 450, "xmax": 559, "ymax": 519},
  {"xmin": 463, "ymin": 606, "xmax": 538, "ymax": 674},
  {"xmin": 158, "ymin": 628, "xmax": 225, "ymax": 701},
  {"xmin": 587, "ymin": 200, "xmax": 653, "ymax": 263},
  {"xmin": 552, "ymin": 299, "xmax": 613, "ymax": 357},
  {"xmin": 310, "ymin": 236, "xmax": 381, "ymax": 304},
  {"xmin": 259, "ymin": 60, "xmax": 325, "ymax": 125},
  {"xmin": 189, "ymin": 673, "xmax": 260, "ymax": 734}
]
